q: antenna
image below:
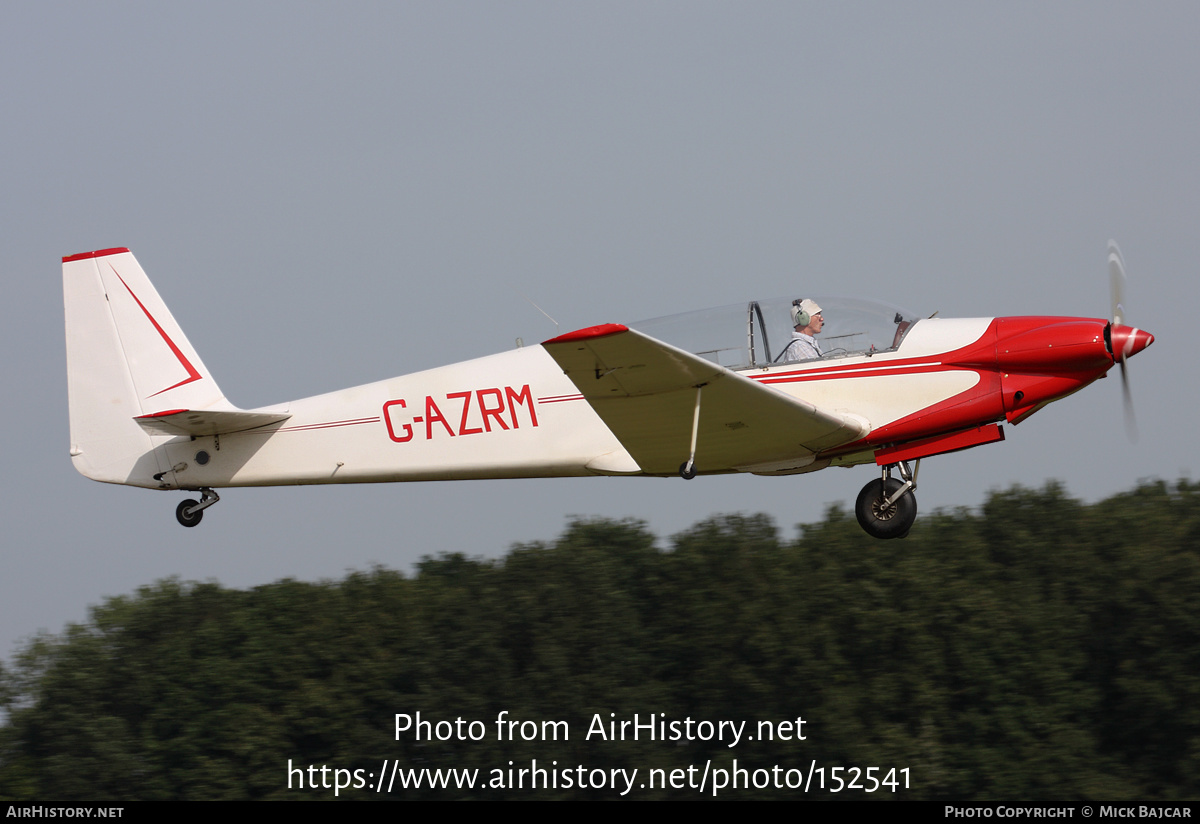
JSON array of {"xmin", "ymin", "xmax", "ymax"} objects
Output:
[{"xmin": 512, "ymin": 286, "xmax": 559, "ymax": 329}]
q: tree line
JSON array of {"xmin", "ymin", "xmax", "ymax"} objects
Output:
[{"xmin": 2, "ymin": 479, "xmax": 1198, "ymax": 800}]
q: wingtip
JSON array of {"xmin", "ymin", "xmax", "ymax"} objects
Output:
[{"xmin": 543, "ymin": 323, "xmax": 629, "ymax": 345}]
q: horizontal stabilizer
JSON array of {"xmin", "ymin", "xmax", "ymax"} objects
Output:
[
  {"xmin": 135, "ymin": 408, "xmax": 291, "ymax": 437},
  {"xmin": 542, "ymin": 325, "xmax": 867, "ymax": 475}
]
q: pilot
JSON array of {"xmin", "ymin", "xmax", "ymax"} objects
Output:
[{"xmin": 782, "ymin": 299, "xmax": 824, "ymax": 361}]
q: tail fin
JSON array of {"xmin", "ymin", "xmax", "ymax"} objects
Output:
[{"xmin": 63, "ymin": 247, "xmax": 232, "ymax": 485}]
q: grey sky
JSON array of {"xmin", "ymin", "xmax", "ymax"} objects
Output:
[{"xmin": 3, "ymin": 2, "xmax": 1196, "ymax": 658}]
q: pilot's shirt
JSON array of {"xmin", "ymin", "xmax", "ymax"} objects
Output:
[{"xmin": 783, "ymin": 331, "xmax": 822, "ymax": 362}]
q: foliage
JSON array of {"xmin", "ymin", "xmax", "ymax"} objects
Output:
[{"xmin": 2, "ymin": 481, "xmax": 1199, "ymax": 800}]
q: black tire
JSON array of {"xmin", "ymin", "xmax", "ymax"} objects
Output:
[
  {"xmin": 679, "ymin": 461, "xmax": 697, "ymax": 480},
  {"xmin": 855, "ymin": 477, "xmax": 917, "ymax": 539},
  {"xmin": 176, "ymin": 499, "xmax": 203, "ymax": 528}
]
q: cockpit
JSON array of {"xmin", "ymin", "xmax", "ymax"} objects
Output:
[{"xmin": 631, "ymin": 296, "xmax": 919, "ymax": 371}]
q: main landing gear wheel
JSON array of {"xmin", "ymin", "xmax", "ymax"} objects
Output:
[
  {"xmin": 679, "ymin": 461, "xmax": 697, "ymax": 480},
  {"xmin": 176, "ymin": 499, "xmax": 203, "ymax": 528},
  {"xmin": 856, "ymin": 477, "xmax": 918, "ymax": 540},
  {"xmin": 174, "ymin": 488, "xmax": 220, "ymax": 528}
]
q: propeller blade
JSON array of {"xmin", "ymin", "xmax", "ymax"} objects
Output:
[
  {"xmin": 1119, "ymin": 358, "xmax": 1137, "ymax": 442},
  {"xmin": 1108, "ymin": 240, "xmax": 1127, "ymax": 326}
]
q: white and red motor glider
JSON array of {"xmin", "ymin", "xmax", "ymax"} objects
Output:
[{"xmin": 63, "ymin": 246, "xmax": 1153, "ymax": 538}]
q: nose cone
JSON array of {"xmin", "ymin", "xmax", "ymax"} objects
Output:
[{"xmin": 1109, "ymin": 324, "xmax": 1154, "ymax": 362}]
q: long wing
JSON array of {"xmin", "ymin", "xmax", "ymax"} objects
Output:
[{"xmin": 542, "ymin": 324, "xmax": 867, "ymax": 475}]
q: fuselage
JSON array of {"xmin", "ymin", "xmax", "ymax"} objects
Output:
[{"xmin": 136, "ymin": 313, "xmax": 1141, "ymax": 491}]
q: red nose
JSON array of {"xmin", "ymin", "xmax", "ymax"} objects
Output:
[{"xmin": 1109, "ymin": 324, "xmax": 1154, "ymax": 362}]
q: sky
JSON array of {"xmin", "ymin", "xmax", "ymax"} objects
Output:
[{"xmin": 2, "ymin": 2, "xmax": 1197, "ymax": 659}]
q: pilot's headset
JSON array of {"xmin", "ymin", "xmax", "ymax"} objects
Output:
[{"xmin": 791, "ymin": 298, "xmax": 820, "ymax": 328}]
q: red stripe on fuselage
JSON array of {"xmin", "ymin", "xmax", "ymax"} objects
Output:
[{"xmin": 277, "ymin": 417, "xmax": 381, "ymax": 433}]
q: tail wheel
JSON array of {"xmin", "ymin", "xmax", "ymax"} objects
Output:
[
  {"xmin": 176, "ymin": 499, "xmax": 203, "ymax": 528},
  {"xmin": 855, "ymin": 477, "xmax": 917, "ymax": 539}
]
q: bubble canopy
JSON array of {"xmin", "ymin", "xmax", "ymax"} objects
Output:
[{"xmin": 630, "ymin": 297, "xmax": 920, "ymax": 371}]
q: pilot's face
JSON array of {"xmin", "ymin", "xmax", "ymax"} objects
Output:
[{"xmin": 809, "ymin": 312, "xmax": 824, "ymax": 334}]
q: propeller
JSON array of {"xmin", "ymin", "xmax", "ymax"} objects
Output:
[{"xmin": 1106, "ymin": 241, "xmax": 1154, "ymax": 441}]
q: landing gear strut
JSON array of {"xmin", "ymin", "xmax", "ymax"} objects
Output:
[
  {"xmin": 175, "ymin": 488, "xmax": 220, "ymax": 528},
  {"xmin": 678, "ymin": 385, "xmax": 704, "ymax": 480},
  {"xmin": 855, "ymin": 460, "xmax": 919, "ymax": 539}
]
